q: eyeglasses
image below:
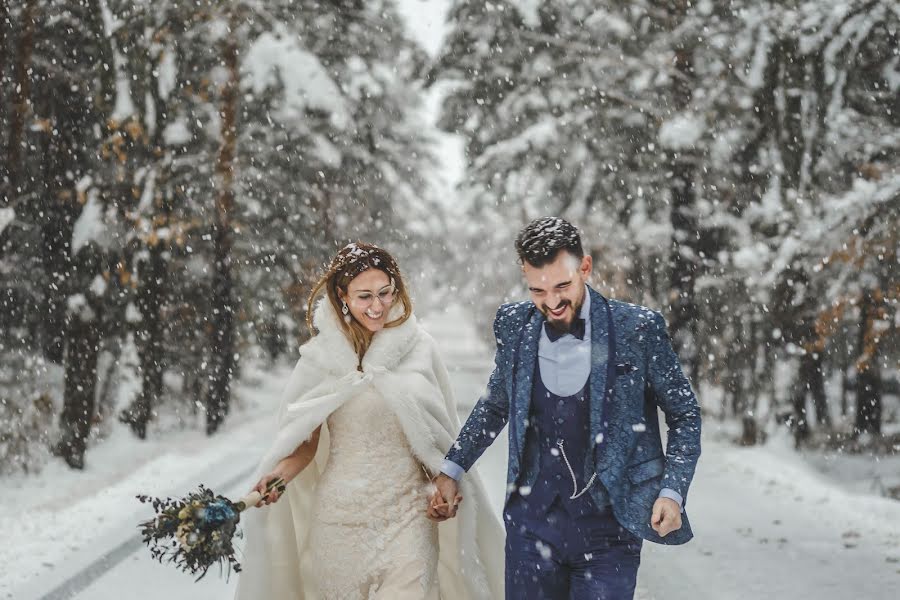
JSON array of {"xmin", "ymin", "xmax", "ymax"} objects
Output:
[{"xmin": 348, "ymin": 285, "xmax": 396, "ymax": 308}]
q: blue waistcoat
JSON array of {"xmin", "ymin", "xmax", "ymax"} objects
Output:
[{"xmin": 515, "ymin": 363, "xmax": 609, "ymax": 518}]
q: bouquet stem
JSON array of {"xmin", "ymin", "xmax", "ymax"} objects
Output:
[{"xmin": 235, "ymin": 477, "xmax": 286, "ymax": 511}]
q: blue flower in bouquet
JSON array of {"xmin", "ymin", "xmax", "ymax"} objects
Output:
[{"xmin": 198, "ymin": 500, "xmax": 237, "ymax": 527}]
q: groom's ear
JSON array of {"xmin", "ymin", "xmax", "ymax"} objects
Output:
[{"xmin": 580, "ymin": 255, "xmax": 593, "ymax": 278}]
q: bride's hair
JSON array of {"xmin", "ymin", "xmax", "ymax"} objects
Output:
[{"xmin": 306, "ymin": 242, "xmax": 413, "ymax": 361}]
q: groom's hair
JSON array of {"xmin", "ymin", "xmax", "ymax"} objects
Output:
[{"xmin": 515, "ymin": 217, "xmax": 584, "ymax": 267}]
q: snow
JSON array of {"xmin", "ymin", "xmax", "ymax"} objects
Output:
[
  {"xmin": 70, "ymin": 191, "xmax": 106, "ymax": 255},
  {"xmin": 731, "ymin": 242, "xmax": 771, "ymax": 273},
  {"xmin": 110, "ymin": 56, "xmax": 136, "ymax": 123},
  {"xmin": 585, "ymin": 9, "xmax": 632, "ymax": 38},
  {"xmin": 474, "ymin": 118, "xmax": 558, "ymax": 169},
  {"xmin": 157, "ymin": 46, "xmax": 177, "ymax": 100},
  {"xmin": 2, "ymin": 362, "xmax": 288, "ymax": 599},
  {"xmin": 394, "ymin": 0, "xmax": 453, "ymax": 57},
  {"xmin": 89, "ymin": 275, "xmax": 107, "ymax": 297},
  {"xmin": 100, "ymin": 0, "xmax": 134, "ymax": 122},
  {"xmin": 137, "ymin": 167, "xmax": 156, "ymax": 213},
  {"xmin": 0, "ymin": 207, "xmax": 14, "ymax": 235},
  {"xmin": 658, "ymin": 114, "xmax": 706, "ymax": 150},
  {"xmin": 2, "ymin": 2, "xmax": 898, "ymax": 599},
  {"xmin": 744, "ymin": 23, "xmax": 773, "ymax": 89},
  {"xmin": 312, "ymin": 135, "xmax": 342, "ymax": 168},
  {"xmin": 637, "ymin": 428, "xmax": 900, "ymax": 600},
  {"xmin": 627, "ymin": 205, "xmax": 675, "ymax": 252},
  {"xmin": 6, "ymin": 311, "xmax": 900, "ymax": 599},
  {"xmin": 509, "ymin": 0, "xmax": 542, "ymax": 28},
  {"xmin": 66, "ymin": 293, "xmax": 94, "ymax": 322},
  {"xmin": 162, "ymin": 118, "xmax": 191, "ymax": 145},
  {"xmin": 884, "ymin": 56, "xmax": 900, "ymax": 92},
  {"xmin": 242, "ymin": 32, "xmax": 349, "ymax": 129}
]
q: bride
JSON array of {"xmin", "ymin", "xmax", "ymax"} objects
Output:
[{"xmin": 234, "ymin": 243, "xmax": 504, "ymax": 600}]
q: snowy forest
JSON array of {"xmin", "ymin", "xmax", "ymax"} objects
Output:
[
  {"xmin": 3, "ymin": 0, "xmax": 896, "ymax": 470},
  {"xmin": 1, "ymin": 0, "xmax": 450, "ymax": 471},
  {"xmin": 0, "ymin": 0, "xmax": 899, "ymax": 597},
  {"xmin": 433, "ymin": 0, "xmax": 899, "ymax": 450}
]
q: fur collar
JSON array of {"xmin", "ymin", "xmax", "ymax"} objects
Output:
[{"xmin": 309, "ymin": 297, "xmax": 420, "ymax": 375}]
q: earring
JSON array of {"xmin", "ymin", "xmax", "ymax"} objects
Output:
[{"xmin": 341, "ymin": 300, "xmax": 351, "ymax": 323}]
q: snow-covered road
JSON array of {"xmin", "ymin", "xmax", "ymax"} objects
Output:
[
  {"xmin": 9, "ymin": 307, "xmax": 899, "ymax": 599},
  {"xmin": 636, "ymin": 434, "xmax": 900, "ymax": 600}
]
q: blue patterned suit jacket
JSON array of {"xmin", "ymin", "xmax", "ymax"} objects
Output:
[{"xmin": 446, "ymin": 286, "xmax": 702, "ymax": 545}]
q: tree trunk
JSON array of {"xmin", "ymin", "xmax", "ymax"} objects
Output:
[
  {"xmin": 855, "ymin": 368, "xmax": 882, "ymax": 436},
  {"xmin": 121, "ymin": 242, "xmax": 166, "ymax": 439},
  {"xmin": 802, "ymin": 352, "xmax": 831, "ymax": 430},
  {"xmin": 39, "ymin": 0, "xmax": 113, "ymax": 468},
  {"xmin": 0, "ymin": 0, "xmax": 9, "ymax": 155},
  {"xmin": 205, "ymin": 23, "xmax": 239, "ymax": 435},
  {"xmin": 854, "ymin": 290, "xmax": 882, "ymax": 436},
  {"xmin": 96, "ymin": 336, "xmax": 122, "ymax": 423},
  {"xmin": 118, "ymin": 24, "xmax": 173, "ymax": 438},
  {"xmin": 841, "ymin": 367, "xmax": 849, "ymax": 417},
  {"xmin": 38, "ymin": 118, "xmax": 80, "ymax": 363},
  {"xmin": 780, "ymin": 38, "xmax": 806, "ymax": 192},
  {"xmin": 665, "ymin": 22, "xmax": 701, "ymax": 376},
  {"xmin": 735, "ymin": 320, "xmax": 761, "ymax": 445},
  {"xmin": 790, "ymin": 358, "xmax": 811, "ymax": 448},
  {"xmin": 667, "ymin": 154, "xmax": 699, "ymax": 374},
  {"xmin": 669, "ymin": 36, "xmax": 700, "ymax": 374},
  {"xmin": 5, "ymin": 0, "xmax": 36, "ymax": 203},
  {"xmin": 55, "ymin": 310, "xmax": 101, "ymax": 469}
]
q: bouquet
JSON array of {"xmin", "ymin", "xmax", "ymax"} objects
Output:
[{"xmin": 137, "ymin": 477, "xmax": 286, "ymax": 580}]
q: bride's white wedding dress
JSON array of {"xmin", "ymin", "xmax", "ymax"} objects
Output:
[
  {"xmin": 308, "ymin": 387, "xmax": 438, "ymax": 599},
  {"xmin": 234, "ymin": 299, "xmax": 504, "ymax": 600}
]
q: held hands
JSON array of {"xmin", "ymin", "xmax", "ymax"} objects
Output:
[
  {"xmin": 426, "ymin": 474, "xmax": 462, "ymax": 522},
  {"xmin": 651, "ymin": 497, "xmax": 682, "ymax": 537}
]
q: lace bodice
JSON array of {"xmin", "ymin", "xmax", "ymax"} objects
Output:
[
  {"xmin": 308, "ymin": 386, "xmax": 438, "ymax": 599},
  {"xmin": 319, "ymin": 387, "xmax": 425, "ymax": 496}
]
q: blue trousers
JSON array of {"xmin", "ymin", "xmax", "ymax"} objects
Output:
[{"xmin": 504, "ymin": 497, "xmax": 642, "ymax": 600}]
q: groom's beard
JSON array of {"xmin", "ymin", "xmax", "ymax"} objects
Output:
[{"xmin": 541, "ymin": 298, "xmax": 583, "ymax": 334}]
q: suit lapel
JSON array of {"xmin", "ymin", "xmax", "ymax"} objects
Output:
[
  {"xmin": 588, "ymin": 287, "xmax": 615, "ymax": 468},
  {"xmin": 512, "ymin": 307, "xmax": 542, "ymax": 467}
]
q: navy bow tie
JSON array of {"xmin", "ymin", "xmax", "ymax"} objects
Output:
[{"xmin": 545, "ymin": 318, "xmax": 586, "ymax": 342}]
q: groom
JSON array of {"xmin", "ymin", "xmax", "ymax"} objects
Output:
[{"xmin": 429, "ymin": 217, "xmax": 701, "ymax": 599}]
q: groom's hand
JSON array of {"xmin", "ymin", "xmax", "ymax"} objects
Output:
[
  {"xmin": 427, "ymin": 474, "xmax": 461, "ymax": 520},
  {"xmin": 651, "ymin": 497, "xmax": 682, "ymax": 537},
  {"xmin": 426, "ymin": 489, "xmax": 462, "ymax": 522}
]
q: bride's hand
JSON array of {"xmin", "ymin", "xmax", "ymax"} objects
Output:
[
  {"xmin": 426, "ymin": 489, "xmax": 463, "ymax": 522},
  {"xmin": 426, "ymin": 490, "xmax": 448, "ymax": 522},
  {"xmin": 253, "ymin": 473, "xmax": 286, "ymax": 507}
]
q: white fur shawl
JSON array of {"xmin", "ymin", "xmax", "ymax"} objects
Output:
[{"xmin": 234, "ymin": 300, "xmax": 505, "ymax": 600}]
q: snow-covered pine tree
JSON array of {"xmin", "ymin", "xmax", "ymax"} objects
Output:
[
  {"xmin": 715, "ymin": 0, "xmax": 899, "ymax": 444},
  {"xmin": 100, "ymin": 0, "xmax": 220, "ymax": 438},
  {"xmin": 433, "ymin": 1, "xmax": 648, "ymax": 321},
  {"xmin": 104, "ymin": 0, "xmax": 438, "ymax": 435},
  {"xmin": 14, "ymin": 0, "xmax": 116, "ymax": 468},
  {"xmin": 234, "ymin": 0, "xmax": 436, "ymax": 339}
]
